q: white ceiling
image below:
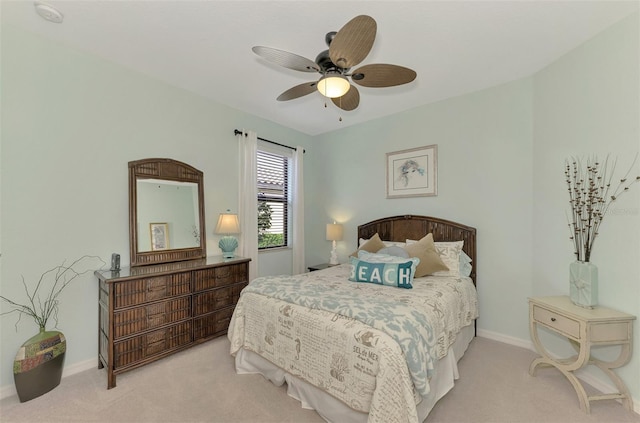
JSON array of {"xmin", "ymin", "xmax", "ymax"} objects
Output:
[{"xmin": 3, "ymin": 1, "xmax": 638, "ymax": 136}]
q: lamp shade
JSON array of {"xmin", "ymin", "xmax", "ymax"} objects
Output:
[
  {"xmin": 317, "ymin": 75, "xmax": 350, "ymax": 98},
  {"xmin": 326, "ymin": 223, "xmax": 343, "ymax": 241},
  {"xmin": 215, "ymin": 213, "xmax": 240, "ymax": 235}
]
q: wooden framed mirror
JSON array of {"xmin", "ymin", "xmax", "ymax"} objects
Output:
[{"xmin": 129, "ymin": 158, "xmax": 206, "ymax": 266}]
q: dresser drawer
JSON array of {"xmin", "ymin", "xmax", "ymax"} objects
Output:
[
  {"xmin": 113, "ymin": 296, "xmax": 191, "ymax": 338},
  {"xmin": 113, "ymin": 272, "xmax": 191, "ymax": 309},
  {"xmin": 193, "ymin": 283, "xmax": 245, "ymax": 316},
  {"xmin": 533, "ymin": 305, "xmax": 581, "ymax": 339},
  {"xmin": 193, "ymin": 306, "xmax": 236, "ymax": 340},
  {"xmin": 113, "ymin": 321, "xmax": 192, "ymax": 369},
  {"xmin": 193, "ymin": 263, "xmax": 248, "ymax": 291}
]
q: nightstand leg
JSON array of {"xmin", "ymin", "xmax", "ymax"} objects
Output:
[
  {"xmin": 529, "ymin": 322, "xmax": 589, "ymax": 371},
  {"xmin": 589, "ymin": 343, "xmax": 633, "ymax": 411},
  {"xmin": 559, "ymin": 366, "xmax": 591, "ymax": 413},
  {"xmin": 529, "ymin": 357, "xmax": 591, "ymax": 413},
  {"xmin": 529, "ymin": 322, "xmax": 592, "ymax": 413}
]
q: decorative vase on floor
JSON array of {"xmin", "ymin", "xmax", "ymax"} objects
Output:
[
  {"xmin": 569, "ymin": 261, "xmax": 598, "ymax": 308},
  {"xmin": 13, "ymin": 328, "xmax": 66, "ymax": 402}
]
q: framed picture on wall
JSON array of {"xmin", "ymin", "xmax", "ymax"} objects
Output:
[
  {"xmin": 386, "ymin": 145, "xmax": 438, "ymax": 198},
  {"xmin": 150, "ymin": 223, "xmax": 170, "ymax": 251}
]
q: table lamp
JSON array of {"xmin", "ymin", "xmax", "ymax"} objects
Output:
[
  {"xmin": 326, "ymin": 222, "xmax": 343, "ymax": 265},
  {"xmin": 215, "ymin": 211, "xmax": 240, "ymax": 258}
]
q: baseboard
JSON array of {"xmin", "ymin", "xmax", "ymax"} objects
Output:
[
  {"xmin": 0, "ymin": 357, "xmax": 97, "ymax": 400},
  {"xmin": 477, "ymin": 328, "xmax": 534, "ymax": 350},
  {"xmin": 477, "ymin": 329, "xmax": 640, "ymax": 415}
]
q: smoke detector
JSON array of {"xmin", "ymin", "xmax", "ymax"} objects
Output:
[{"xmin": 34, "ymin": 2, "xmax": 64, "ymax": 23}]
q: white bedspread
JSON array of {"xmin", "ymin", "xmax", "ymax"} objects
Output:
[{"xmin": 228, "ymin": 264, "xmax": 478, "ymax": 423}]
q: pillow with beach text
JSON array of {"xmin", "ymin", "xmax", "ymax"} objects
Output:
[{"xmin": 349, "ymin": 254, "xmax": 419, "ymax": 289}]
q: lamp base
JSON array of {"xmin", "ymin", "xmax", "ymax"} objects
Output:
[
  {"xmin": 219, "ymin": 236, "xmax": 238, "ymax": 259},
  {"xmin": 329, "ymin": 242, "xmax": 339, "ymax": 265}
]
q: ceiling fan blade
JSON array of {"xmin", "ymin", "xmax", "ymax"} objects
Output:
[
  {"xmin": 252, "ymin": 46, "xmax": 320, "ymax": 72},
  {"xmin": 331, "ymin": 85, "xmax": 360, "ymax": 111},
  {"xmin": 329, "ymin": 15, "xmax": 376, "ymax": 69},
  {"xmin": 277, "ymin": 82, "xmax": 318, "ymax": 101},
  {"xmin": 351, "ymin": 64, "xmax": 417, "ymax": 88}
]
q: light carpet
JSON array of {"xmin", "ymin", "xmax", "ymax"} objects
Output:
[{"xmin": 0, "ymin": 336, "xmax": 638, "ymax": 423}]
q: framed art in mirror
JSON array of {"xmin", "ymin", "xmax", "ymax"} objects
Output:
[
  {"xmin": 129, "ymin": 158, "xmax": 206, "ymax": 266},
  {"xmin": 149, "ymin": 223, "xmax": 169, "ymax": 251}
]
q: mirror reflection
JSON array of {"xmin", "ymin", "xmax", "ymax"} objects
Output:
[{"xmin": 136, "ymin": 179, "xmax": 201, "ymax": 252}]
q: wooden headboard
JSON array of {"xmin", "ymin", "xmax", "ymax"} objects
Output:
[{"xmin": 357, "ymin": 215, "xmax": 477, "ymax": 285}]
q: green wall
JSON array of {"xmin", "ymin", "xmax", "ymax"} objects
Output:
[
  {"xmin": 0, "ymin": 24, "xmax": 312, "ymax": 392},
  {"xmin": 1, "ymin": 10, "xmax": 639, "ymax": 410}
]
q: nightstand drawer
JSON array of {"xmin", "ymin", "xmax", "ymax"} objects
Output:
[
  {"xmin": 533, "ymin": 305, "xmax": 580, "ymax": 339},
  {"xmin": 592, "ymin": 322, "xmax": 631, "ymax": 343}
]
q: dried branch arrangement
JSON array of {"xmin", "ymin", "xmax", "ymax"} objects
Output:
[
  {"xmin": 565, "ymin": 155, "xmax": 639, "ymax": 262},
  {"xmin": 0, "ymin": 255, "xmax": 105, "ymax": 331}
]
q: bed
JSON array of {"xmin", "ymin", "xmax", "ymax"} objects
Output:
[{"xmin": 228, "ymin": 215, "xmax": 478, "ymax": 423}]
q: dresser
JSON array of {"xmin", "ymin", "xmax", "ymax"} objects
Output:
[
  {"xmin": 95, "ymin": 256, "xmax": 250, "ymax": 389},
  {"xmin": 528, "ymin": 296, "xmax": 635, "ymax": 413}
]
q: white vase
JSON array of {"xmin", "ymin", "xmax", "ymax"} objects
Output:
[{"xmin": 569, "ymin": 261, "xmax": 598, "ymax": 308}]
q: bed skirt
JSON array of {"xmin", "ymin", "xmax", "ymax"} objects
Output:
[{"xmin": 234, "ymin": 323, "xmax": 476, "ymax": 423}]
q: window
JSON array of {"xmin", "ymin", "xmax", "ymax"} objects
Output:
[{"xmin": 257, "ymin": 148, "xmax": 290, "ymax": 249}]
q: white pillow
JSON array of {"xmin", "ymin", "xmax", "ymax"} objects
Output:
[
  {"xmin": 357, "ymin": 250, "xmax": 416, "ymax": 264},
  {"xmin": 460, "ymin": 251, "xmax": 472, "ymax": 263},
  {"xmin": 459, "ymin": 251, "xmax": 472, "ymax": 277},
  {"xmin": 377, "ymin": 246, "xmax": 410, "ymax": 258},
  {"xmin": 359, "ymin": 238, "xmax": 406, "ymax": 248}
]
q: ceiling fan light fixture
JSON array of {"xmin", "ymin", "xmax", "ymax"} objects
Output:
[
  {"xmin": 317, "ymin": 74, "xmax": 350, "ymax": 98},
  {"xmin": 254, "ymin": 15, "xmax": 415, "ymax": 112}
]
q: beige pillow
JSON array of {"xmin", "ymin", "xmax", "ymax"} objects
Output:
[
  {"xmin": 350, "ymin": 233, "xmax": 385, "ymax": 257},
  {"xmin": 403, "ymin": 233, "xmax": 449, "ymax": 277}
]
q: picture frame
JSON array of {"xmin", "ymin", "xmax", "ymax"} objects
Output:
[
  {"xmin": 386, "ymin": 144, "xmax": 438, "ymax": 198},
  {"xmin": 150, "ymin": 223, "xmax": 170, "ymax": 251}
]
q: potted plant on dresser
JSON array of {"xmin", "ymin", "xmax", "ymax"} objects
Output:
[
  {"xmin": 565, "ymin": 155, "xmax": 639, "ymax": 308},
  {"xmin": 0, "ymin": 255, "xmax": 105, "ymax": 402}
]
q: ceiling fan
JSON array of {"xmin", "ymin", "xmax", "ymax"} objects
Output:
[{"xmin": 252, "ymin": 15, "xmax": 417, "ymax": 112}]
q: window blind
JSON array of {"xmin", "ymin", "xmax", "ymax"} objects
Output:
[{"xmin": 257, "ymin": 150, "xmax": 289, "ymax": 249}]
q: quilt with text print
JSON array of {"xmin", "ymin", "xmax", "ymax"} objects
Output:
[{"xmin": 228, "ymin": 264, "xmax": 477, "ymax": 423}]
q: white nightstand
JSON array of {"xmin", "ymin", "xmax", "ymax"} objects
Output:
[{"xmin": 528, "ymin": 296, "xmax": 635, "ymax": 413}]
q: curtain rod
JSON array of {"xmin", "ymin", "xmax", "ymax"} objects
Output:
[{"xmin": 234, "ymin": 129, "xmax": 305, "ymax": 153}]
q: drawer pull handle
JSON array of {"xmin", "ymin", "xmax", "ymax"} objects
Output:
[{"xmin": 550, "ymin": 317, "xmax": 556, "ymax": 322}]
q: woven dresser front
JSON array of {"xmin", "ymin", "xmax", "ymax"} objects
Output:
[
  {"xmin": 113, "ymin": 273, "xmax": 191, "ymax": 309},
  {"xmin": 96, "ymin": 256, "xmax": 250, "ymax": 389}
]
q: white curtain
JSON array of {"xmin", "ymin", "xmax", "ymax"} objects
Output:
[
  {"xmin": 238, "ymin": 130, "xmax": 258, "ymax": 279},
  {"xmin": 291, "ymin": 146, "xmax": 305, "ymax": 274}
]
